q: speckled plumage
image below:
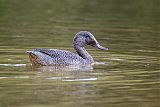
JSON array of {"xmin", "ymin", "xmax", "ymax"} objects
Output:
[{"xmin": 27, "ymin": 31, "xmax": 108, "ymax": 66}]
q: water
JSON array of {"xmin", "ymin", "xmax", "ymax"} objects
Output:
[{"xmin": 0, "ymin": 0, "xmax": 159, "ymax": 107}]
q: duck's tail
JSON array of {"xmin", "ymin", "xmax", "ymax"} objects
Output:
[{"xmin": 26, "ymin": 51, "xmax": 40, "ymax": 65}]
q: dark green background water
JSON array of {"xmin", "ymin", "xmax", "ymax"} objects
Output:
[{"xmin": 0, "ymin": 0, "xmax": 159, "ymax": 107}]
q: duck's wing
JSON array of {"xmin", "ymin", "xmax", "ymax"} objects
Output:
[
  {"xmin": 33, "ymin": 48, "xmax": 75, "ymax": 58},
  {"xmin": 33, "ymin": 48, "xmax": 58, "ymax": 56}
]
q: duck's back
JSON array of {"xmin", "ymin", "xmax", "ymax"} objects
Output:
[{"xmin": 29, "ymin": 48, "xmax": 86, "ymax": 66}]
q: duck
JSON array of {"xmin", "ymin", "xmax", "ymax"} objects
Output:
[{"xmin": 27, "ymin": 31, "xmax": 108, "ymax": 66}]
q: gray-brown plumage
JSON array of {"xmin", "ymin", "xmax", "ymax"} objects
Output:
[{"xmin": 27, "ymin": 31, "xmax": 108, "ymax": 66}]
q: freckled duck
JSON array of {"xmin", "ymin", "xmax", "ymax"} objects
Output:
[{"xmin": 27, "ymin": 31, "xmax": 108, "ymax": 66}]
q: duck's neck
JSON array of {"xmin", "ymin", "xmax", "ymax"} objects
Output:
[{"xmin": 74, "ymin": 45, "xmax": 94, "ymax": 63}]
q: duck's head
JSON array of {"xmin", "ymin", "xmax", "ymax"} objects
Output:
[{"xmin": 73, "ymin": 31, "xmax": 108, "ymax": 50}]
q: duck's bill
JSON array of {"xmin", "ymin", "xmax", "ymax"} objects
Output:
[{"xmin": 95, "ymin": 43, "xmax": 108, "ymax": 50}]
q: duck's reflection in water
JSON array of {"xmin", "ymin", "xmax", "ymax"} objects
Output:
[
  {"xmin": 32, "ymin": 64, "xmax": 93, "ymax": 72},
  {"xmin": 31, "ymin": 65, "xmax": 98, "ymax": 107},
  {"xmin": 31, "ymin": 64, "xmax": 95, "ymax": 82}
]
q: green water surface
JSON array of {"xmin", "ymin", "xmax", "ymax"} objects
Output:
[{"xmin": 0, "ymin": 0, "xmax": 159, "ymax": 107}]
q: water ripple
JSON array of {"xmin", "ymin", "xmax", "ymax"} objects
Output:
[
  {"xmin": 0, "ymin": 76, "xmax": 30, "ymax": 79},
  {"xmin": 0, "ymin": 64, "xmax": 26, "ymax": 67},
  {"xmin": 48, "ymin": 76, "xmax": 97, "ymax": 81},
  {"xmin": 62, "ymin": 77, "xmax": 97, "ymax": 82}
]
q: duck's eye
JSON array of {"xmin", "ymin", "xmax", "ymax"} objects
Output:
[{"xmin": 89, "ymin": 40, "xmax": 96, "ymax": 46}]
